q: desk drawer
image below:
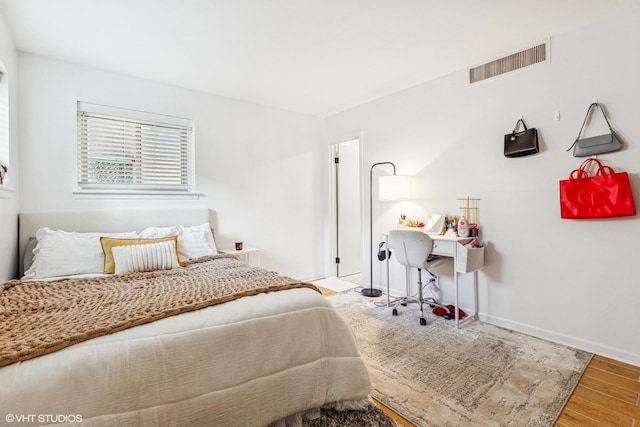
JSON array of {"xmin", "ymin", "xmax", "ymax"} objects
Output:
[{"xmin": 432, "ymin": 240, "xmax": 455, "ymax": 256}]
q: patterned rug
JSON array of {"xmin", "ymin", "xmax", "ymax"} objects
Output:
[{"xmin": 328, "ymin": 290, "xmax": 592, "ymax": 427}]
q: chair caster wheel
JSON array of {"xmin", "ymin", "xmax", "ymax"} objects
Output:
[
  {"xmin": 444, "ymin": 314, "xmax": 452, "ymax": 320},
  {"xmin": 401, "ymin": 303, "xmax": 407, "ymax": 306},
  {"xmin": 419, "ymin": 317, "xmax": 427, "ymax": 326},
  {"xmin": 392, "ymin": 308, "xmax": 398, "ymax": 316}
]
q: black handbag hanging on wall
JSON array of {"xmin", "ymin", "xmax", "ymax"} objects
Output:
[
  {"xmin": 566, "ymin": 102, "xmax": 623, "ymax": 157},
  {"xmin": 504, "ymin": 118, "xmax": 539, "ymax": 157}
]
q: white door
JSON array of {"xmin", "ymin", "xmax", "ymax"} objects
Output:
[{"xmin": 333, "ymin": 139, "xmax": 361, "ymax": 278}]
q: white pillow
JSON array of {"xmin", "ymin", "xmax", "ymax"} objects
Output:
[
  {"xmin": 138, "ymin": 222, "xmax": 217, "ymax": 260},
  {"xmin": 112, "ymin": 240, "xmax": 179, "ymax": 275},
  {"xmin": 137, "ymin": 225, "xmax": 180, "ymax": 238},
  {"xmin": 179, "ymin": 223, "xmax": 218, "ymax": 259},
  {"xmin": 23, "ymin": 228, "xmax": 137, "ymax": 280}
]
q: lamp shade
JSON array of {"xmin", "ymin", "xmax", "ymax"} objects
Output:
[{"xmin": 378, "ymin": 174, "xmax": 411, "ymax": 201}]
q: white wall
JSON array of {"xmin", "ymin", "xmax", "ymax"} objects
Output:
[
  {"xmin": 0, "ymin": 8, "xmax": 19, "ymax": 281},
  {"xmin": 17, "ymin": 53, "xmax": 325, "ymax": 280},
  {"xmin": 325, "ymin": 3, "xmax": 640, "ymax": 365}
]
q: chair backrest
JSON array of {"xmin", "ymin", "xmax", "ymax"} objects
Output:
[{"xmin": 389, "ymin": 230, "xmax": 433, "ymax": 269}]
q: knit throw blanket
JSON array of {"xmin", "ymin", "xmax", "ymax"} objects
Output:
[{"xmin": 0, "ymin": 255, "xmax": 319, "ymax": 368}]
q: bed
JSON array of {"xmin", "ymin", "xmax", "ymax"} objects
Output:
[{"xmin": 1, "ymin": 208, "xmax": 371, "ymax": 427}]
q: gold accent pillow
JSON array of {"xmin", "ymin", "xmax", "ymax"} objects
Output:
[{"xmin": 100, "ymin": 236, "xmax": 180, "ymax": 274}]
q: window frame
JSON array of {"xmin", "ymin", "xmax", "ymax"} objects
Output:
[
  {"xmin": 75, "ymin": 102, "xmax": 197, "ymax": 199},
  {"xmin": 0, "ymin": 59, "xmax": 9, "ymax": 177}
]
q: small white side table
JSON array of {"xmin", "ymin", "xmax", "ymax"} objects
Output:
[{"xmin": 219, "ymin": 247, "xmax": 261, "ymax": 266}]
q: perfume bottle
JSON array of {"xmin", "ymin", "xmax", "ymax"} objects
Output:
[{"xmin": 458, "ymin": 215, "xmax": 470, "ymax": 237}]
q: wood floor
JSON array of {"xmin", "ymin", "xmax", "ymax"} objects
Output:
[
  {"xmin": 315, "ymin": 285, "xmax": 640, "ymax": 427},
  {"xmin": 555, "ymin": 355, "xmax": 640, "ymax": 427}
]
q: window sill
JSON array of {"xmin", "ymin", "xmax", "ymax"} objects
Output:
[
  {"xmin": 73, "ymin": 190, "xmax": 202, "ymax": 200},
  {"xmin": 0, "ymin": 185, "xmax": 16, "ymax": 199}
]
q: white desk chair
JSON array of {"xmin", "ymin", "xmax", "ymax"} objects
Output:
[{"xmin": 389, "ymin": 230, "xmax": 451, "ymax": 325}]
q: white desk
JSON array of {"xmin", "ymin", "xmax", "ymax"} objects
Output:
[{"xmin": 384, "ymin": 232, "xmax": 484, "ymax": 328}]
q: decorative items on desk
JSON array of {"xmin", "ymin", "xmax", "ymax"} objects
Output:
[
  {"xmin": 444, "ymin": 214, "xmax": 479, "ymax": 237},
  {"xmin": 398, "ymin": 214, "xmax": 425, "ymax": 229},
  {"xmin": 398, "ymin": 205, "xmax": 481, "ymax": 238}
]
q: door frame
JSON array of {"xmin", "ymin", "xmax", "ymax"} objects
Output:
[{"xmin": 329, "ymin": 136, "xmax": 364, "ymax": 279}]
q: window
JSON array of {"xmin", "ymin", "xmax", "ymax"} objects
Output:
[
  {"xmin": 77, "ymin": 102, "xmax": 194, "ymax": 194},
  {"xmin": 0, "ymin": 61, "xmax": 9, "ymax": 174}
]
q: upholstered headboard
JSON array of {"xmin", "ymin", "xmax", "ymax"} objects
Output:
[{"xmin": 18, "ymin": 208, "xmax": 215, "ymax": 276}]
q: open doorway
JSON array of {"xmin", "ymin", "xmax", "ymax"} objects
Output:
[{"xmin": 331, "ymin": 138, "xmax": 362, "ymax": 281}]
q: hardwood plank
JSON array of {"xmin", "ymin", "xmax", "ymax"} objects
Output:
[
  {"xmin": 578, "ymin": 374, "xmax": 639, "ymax": 404},
  {"xmin": 563, "ymin": 392, "xmax": 634, "ymax": 426},
  {"xmin": 572, "ymin": 384, "xmax": 640, "ymax": 419},
  {"xmin": 592, "ymin": 355, "xmax": 640, "ymax": 378},
  {"xmin": 583, "ymin": 365, "xmax": 640, "ymax": 394},
  {"xmin": 556, "ymin": 408, "xmax": 611, "ymax": 427},
  {"xmin": 589, "ymin": 356, "xmax": 640, "ymax": 381}
]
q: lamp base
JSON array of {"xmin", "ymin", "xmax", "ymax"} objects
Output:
[{"xmin": 361, "ymin": 287, "xmax": 383, "ymax": 297}]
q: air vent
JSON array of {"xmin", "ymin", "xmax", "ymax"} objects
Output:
[{"xmin": 469, "ymin": 42, "xmax": 547, "ymax": 84}]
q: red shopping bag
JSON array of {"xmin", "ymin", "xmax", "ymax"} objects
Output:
[{"xmin": 559, "ymin": 158, "xmax": 636, "ymax": 219}]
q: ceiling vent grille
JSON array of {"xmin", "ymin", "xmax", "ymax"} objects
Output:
[{"xmin": 469, "ymin": 42, "xmax": 547, "ymax": 84}]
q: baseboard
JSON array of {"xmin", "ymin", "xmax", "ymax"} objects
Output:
[{"xmin": 481, "ymin": 313, "xmax": 640, "ymax": 367}]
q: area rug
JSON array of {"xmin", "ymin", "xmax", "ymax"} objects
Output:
[
  {"xmin": 327, "ymin": 290, "xmax": 592, "ymax": 427},
  {"xmin": 303, "ymin": 405, "xmax": 398, "ymax": 426}
]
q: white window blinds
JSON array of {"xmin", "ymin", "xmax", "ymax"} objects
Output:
[{"xmin": 77, "ymin": 102, "xmax": 194, "ymax": 192}]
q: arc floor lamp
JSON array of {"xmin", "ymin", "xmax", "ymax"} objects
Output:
[{"xmin": 362, "ymin": 162, "xmax": 411, "ymax": 297}]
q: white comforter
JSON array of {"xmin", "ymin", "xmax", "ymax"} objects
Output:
[{"xmin": 0, "ymin": 288, "xmax": 371, "ymax": 427}]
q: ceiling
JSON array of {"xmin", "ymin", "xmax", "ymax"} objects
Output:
[{"xmin": 0, "ymin": 0, "xmax": 632, "ymax": 116}]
